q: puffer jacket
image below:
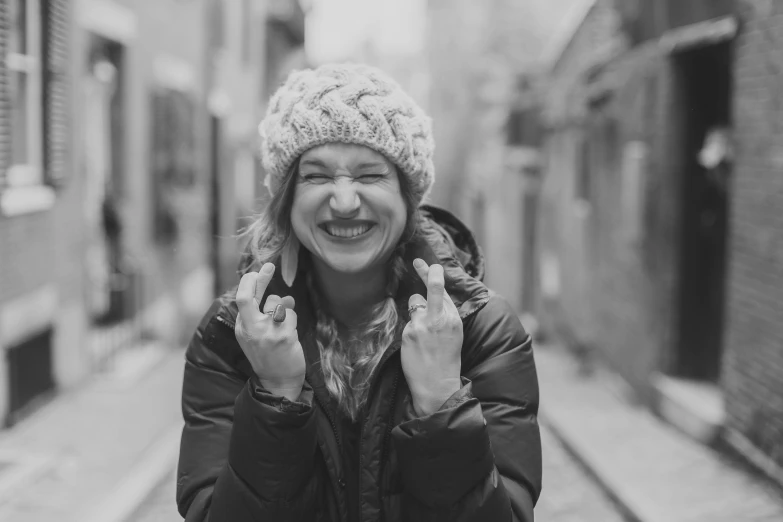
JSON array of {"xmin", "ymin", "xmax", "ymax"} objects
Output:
[{"xmin": 176, "ymin": 205, "xmax": 542, "ymax": 521}]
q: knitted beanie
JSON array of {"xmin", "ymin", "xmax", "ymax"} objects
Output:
[{"xmin": 258, "ymin": 63, "xmax": 435, "ymax": 206}]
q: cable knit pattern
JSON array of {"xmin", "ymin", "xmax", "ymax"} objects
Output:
[{"xmin": 259, "ymin": 63, "xmax": 435, "ymax": 206}]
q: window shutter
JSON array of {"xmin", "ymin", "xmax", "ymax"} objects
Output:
[
  {"xmin": 41, "ymin": 0, "xmax": 69, "ymax": 187},
  {"xmin": 0, "ymin": 2, "xmax": 9, "ymax": 190}
]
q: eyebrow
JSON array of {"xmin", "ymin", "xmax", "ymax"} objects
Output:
[
  {"xmin": 356, "ymin": 162, "xmax": 389, "ymax": 170},
  {"xmin": 299, "ymin": 159, "xmax": 329, "ymax": 169},
  {"xmin": 298, "ymin": 159, "xmax": 390, "ymax": 170}
]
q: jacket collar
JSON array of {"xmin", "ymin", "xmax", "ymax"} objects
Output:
[{"xmin": 221, "ymin": 204, "xmax": 490, "ymax": 410}]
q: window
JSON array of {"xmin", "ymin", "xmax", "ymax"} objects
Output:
[
  {"xmin": 621, "ymin": 141, "xmax": 647, "ymax": 243},
  {"xmin": 241, "ymin": 0, "xmax": 252, "ymax": 64},
  {"xmin": 575, "ymin": 135, "xmax": 592, "ymax": 203},
  {"xmin": 506, "ymin": 107, "xmax": 542, "ymax": 147},
  {"xmin": 1, "ymin": 0, "xmax": 54, "ymax": 216}
]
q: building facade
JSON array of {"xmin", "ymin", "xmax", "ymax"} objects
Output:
[
  {"xmin": 425, "ymin": 0, "xmax": 580, "ymax": 315},
  {"xmin": 722, "ymin": 0, "xmax": 783, "ymax": 485},
  {"xmin": 540, "ymin": 0, "xmax": 783, "ymax": 485},
  {"xmin": 0, "ymin": 0, "xmax": 302, "ymax": 428},
  {"xmin": 0, "ymin": 0, "xmax": 76, "ymax": 426}
]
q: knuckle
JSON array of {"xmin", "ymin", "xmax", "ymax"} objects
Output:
[{"xmin": 402, "ymin": 324, "xmax": 415, "ymax": 339}]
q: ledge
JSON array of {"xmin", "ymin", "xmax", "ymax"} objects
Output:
[
  {"xmin": 660, "ymin": 15, "xmax": 738, "ymax": 54},
  {"xmin": 652, "ymin": 373, "xmax": 725, "ymax": 444},
  {"xmin": 1, "ymin": 185, "xmax": 56, "ymax": 217}
]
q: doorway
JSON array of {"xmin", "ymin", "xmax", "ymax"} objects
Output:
[
  {"xmin": 82, "ymin": 34, "xmax": 129, "ymax": 326},
  {"xmin": 209, "ymin": 115, "xmax": 223, "ymax": 297},
  {"xmin": 672, "ymin": 41, "xmax": 732, "ymax": 382}
]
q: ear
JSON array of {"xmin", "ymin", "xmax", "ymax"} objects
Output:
[{"xmin": 280, "ymin": 234, "xmax": 300, "ymax": 287}]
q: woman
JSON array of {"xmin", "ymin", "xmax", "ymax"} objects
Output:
[{"xmin": 177, "ymin": 63, "xmax": 542, "ymax": 522}]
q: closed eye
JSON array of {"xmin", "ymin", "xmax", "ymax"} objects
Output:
[
  {"xmin": 358, "ymin": 174, "xmax": 385, "ymax": 182},
  {"xmin": 302, "ymin": 174, "xmax": 331, "ymax": 182}
]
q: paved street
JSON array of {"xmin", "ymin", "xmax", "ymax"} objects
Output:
[
  {"xmin": 537, "ymin": 424, "xmax": 628, "ymax": 521},
  {"xmin": 536, "ymin": 344, "xmax": 783, "ymax": 522},
  {"xmin": 0, "ymin": 343, "xmax": 184, "ymax": 522},
  {"xmin": 128, "ymin": 423, "xmax": 626, "ymax": 521}
]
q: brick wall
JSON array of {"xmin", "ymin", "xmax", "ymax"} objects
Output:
[
  {"xmin": 723, "ymin": 0, "xmax": 783, "ymax": 471},
  {"xmin": 0, "ymin": 0, "xmax": 86, "ymax": 412},
  {"xmin": 539, "ymin": 0, "xmax": 626, "ymax": 345},
  {"xmin": 546, "ymin": 0, "xmax": 783, "ymax": 470},
  {"xmin": 540, "ymin": 0, "xmax": 686, "ymax": 400},
  {"xmin": 0, "ymin": 0, "xmax": 78, "ymax": 304},
  {"xmin": 540, "ymin": 1, "xmax": 622, "ymax": 349}
]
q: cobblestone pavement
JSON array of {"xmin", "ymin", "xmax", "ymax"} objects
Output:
[
  {"xmin": 0, "ymin": 343, "xmax": 184, "ymax": 522},
  {"xmin": 128, "ymin": 423, "xmax": 626, "ymax": 521},
  {"xmin": 536, "ymin": 344, "xmax": 783, "ymax": 522}
]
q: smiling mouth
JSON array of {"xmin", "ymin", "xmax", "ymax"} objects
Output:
[{"xmin": 320, "ymin": 223, "xmax": 375, "ymax": 239}]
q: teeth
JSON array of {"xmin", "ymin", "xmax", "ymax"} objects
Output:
[{"xmin": 326, "ymin": 224, "xmax": 370, "ymax": 238}]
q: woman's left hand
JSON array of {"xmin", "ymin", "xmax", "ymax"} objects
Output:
[{"xmin": 402, "ymin": 259, "xmax": 464, "ymax": 416}]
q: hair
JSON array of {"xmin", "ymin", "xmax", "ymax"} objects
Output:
[{"xmin": 239, "ymin": 154, "xmax": 421, "ymax": 421}]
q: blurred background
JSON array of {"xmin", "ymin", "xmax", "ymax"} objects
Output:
[{"xmin": 0, "ymin": 0, "xmax": 782, "ymax": 520}]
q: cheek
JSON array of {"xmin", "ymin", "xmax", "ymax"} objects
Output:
[
  {"xmin": 392, "ymin": 199, "xmax": 407, "ymax": 230},
  {"xmin": 290, "ymin": 191, "xmax": 321, "ymax": 239},
  {"xmin": 369, "ymin": 187, "xmax": 406, "ymax": 231},
  {"xmin": 385, "ymin": 187, "xmax": 407, "ymax": 224},
  {"xmin": 291, "ymin": 189, "xmax": 322, "ymax": 219}
]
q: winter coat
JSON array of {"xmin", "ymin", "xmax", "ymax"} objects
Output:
[{"xmin": 176, "ymin": 205, "xmax": 543, "ymax": 521}]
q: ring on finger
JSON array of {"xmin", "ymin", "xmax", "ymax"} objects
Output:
[
  {"xmin": 264, "ymin": 304, "xmax": 287, "ymax": 323},
  {"xmin": 408, "ymin": 303, "xmax": 427, "ymax": 317}
]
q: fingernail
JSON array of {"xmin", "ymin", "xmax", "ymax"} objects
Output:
[
  {"xmin": 413, "ymin": 258, "xmax": 425, "ymax": 269},
  {"xmin": 262, "ymin": 263, "xmax": 275, "ymax": 275}
]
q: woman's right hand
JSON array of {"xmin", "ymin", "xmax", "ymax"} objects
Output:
[{"xmin": 235, "ymin": 263, "xmax": 306, "ymax": 401}]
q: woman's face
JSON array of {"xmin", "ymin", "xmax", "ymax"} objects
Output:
[{"xmin": 290, "ymin": 143, "xmax": 407, "ymax": 275}]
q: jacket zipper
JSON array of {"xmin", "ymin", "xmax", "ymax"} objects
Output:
[
  {"xmin": 216, "ymin": 310, "xmax": 410, "ymax": 516},
  {"xmin": 357, "ymin": 346, "xmax": 401, "ymax": 520},
  {"xmin": 312, "ymin": 386, "xmax": 342, "ymax": 450},
  {"xmin": 215, "ymin": 311, "xmax": 347, "ymax": 495},
  {"xmin": 215, "ymin": 313, "xmax": 234, "ymax": 329}
]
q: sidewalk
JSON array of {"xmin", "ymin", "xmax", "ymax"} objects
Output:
[
  {"xmin": 536, "ymin": 343, "xmax": 783, "ymax": 522},
  {"xmin": 0, "ymin": 341, "xmax": 185, "ymax": 522}
]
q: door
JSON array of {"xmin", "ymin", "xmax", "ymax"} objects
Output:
[
  {"xmin": 673, "ymin": 41, "xmax": 732, "ymax": 381},
  {"xmin": 209, "ymin": 115, "xmax": 223, "ymax": 297}
]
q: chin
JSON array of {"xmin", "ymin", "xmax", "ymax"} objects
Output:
[{"xmin": 323, "ymin": 254, "xmax": 377, "ymax": 275}]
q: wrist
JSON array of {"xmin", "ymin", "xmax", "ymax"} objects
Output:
[
  {"xmin": 258, "ymin": 377, "xmax": 304, "ymax": 402},
  {"xmin": 411, "ymin": 377, "xmax": 462, "ymax": 416}
]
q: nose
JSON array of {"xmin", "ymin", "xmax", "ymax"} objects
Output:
[{"xmin": 329, "ymin": 177, "xmax": 360, "ymax": 218}]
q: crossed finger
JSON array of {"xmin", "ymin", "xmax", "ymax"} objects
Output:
[
  {"xmin": 262, "ymin": 294, "xmax": 296, "ymax": 323},
  {"xmin": 412, "ymin": 259, "xmax": 453, "ymax": 318},
  {"xmin": 236, "ymin": 263, "xmax": 276, "ymax": 324},
  {"xmin": 407, "ymin": 293, "xmax": 427, "ymax": 319}
]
